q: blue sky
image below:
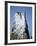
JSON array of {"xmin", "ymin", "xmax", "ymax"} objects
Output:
[{"xmin": 10, "ymin": 6, "xmax": 32, "ymax": 38}]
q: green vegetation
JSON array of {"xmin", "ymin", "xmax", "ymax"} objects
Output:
[{"xmin": 10, "ymin": 32, "xmax": 18, "ymax": 40}]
